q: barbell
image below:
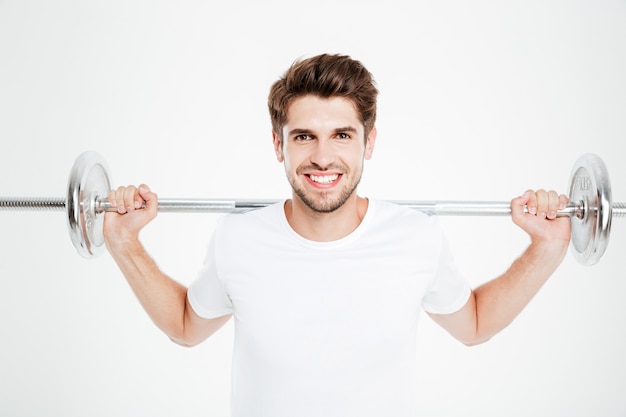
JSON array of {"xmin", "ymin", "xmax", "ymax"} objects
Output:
[{"xmin": 1, "ymin": 151, "xmax": 624, "ymax": 265}]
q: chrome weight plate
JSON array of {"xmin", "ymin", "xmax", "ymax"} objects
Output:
[
  {"xmin": 568, "ymin": 153, "xmax": 612, "ymax": 266},
  {"xmin": 66, "ymin": 151, "xmax": 111, "ymax": 258}
]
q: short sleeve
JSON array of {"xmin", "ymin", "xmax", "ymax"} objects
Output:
[
  {"xmin": 187, "ymin": 233, "xmax": 233, "ymax": 319},
  {"xmin": 421, "ymin": 236, "xmax": 471, "ymax": 315}
]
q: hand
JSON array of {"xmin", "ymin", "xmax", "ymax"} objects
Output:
[
  {"xmin": 103, "ymin": 184, "xmax": 158, "ymax": 247},
  {"xmin": 510, "ymin": 189, "xmax": 571, "ymax": 247}
]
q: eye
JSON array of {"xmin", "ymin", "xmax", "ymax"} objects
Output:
[
  {"xmin": 335, "ymin": 132, "xmax": 352, "ymax": 140},
  {"xmin": 294, "ymin": 134, "xmax": 313, "ymax": 142}
]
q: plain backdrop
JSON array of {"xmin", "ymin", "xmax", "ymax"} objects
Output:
[{"xmin": 1, "ymin": 1, "xmax": 625, "ymax": 416}]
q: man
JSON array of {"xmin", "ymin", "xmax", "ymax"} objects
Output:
[{"xmin": 104, "ymin": 54, "xmax": 571, "ymax": 416}]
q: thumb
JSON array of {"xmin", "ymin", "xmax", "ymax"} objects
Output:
[
  {"xmin": 512, "ymin": 190, "xmax": 537, "ymax": 217},
  {"xmin": 137, "ymin": 185, "xmax": 158, "ymax": 212}
]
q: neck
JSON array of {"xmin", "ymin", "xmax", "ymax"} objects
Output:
[{"xmin": 284, "ymin": 194, "xmax": 369, "ymax": 242}]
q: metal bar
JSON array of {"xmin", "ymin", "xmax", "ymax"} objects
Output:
[
  {"xmin": 0, "ymin": 197, "xmax": 66, "ymax": 211},
  {"xmin": 613, "ymin": 202, "xmax": 626, "ymax": 218},
  {"xmin": 3, "ymin": 196, "xmax": 623, "ymax": 218},
  {"xmin": 95, "ymin": 197, "xmax": 582, "ymax": 217},
  {"xmin": 391, "ymin": 201, "xmax": 521, "ymax": 216},
  {"xmin": 98, "ymin": 198, "xmax": 281, "ymax": 213}
]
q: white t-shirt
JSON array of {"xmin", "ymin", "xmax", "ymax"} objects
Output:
[{"xmin": 188, "ymin": 199, "xmax": 471, "ymax": 417}]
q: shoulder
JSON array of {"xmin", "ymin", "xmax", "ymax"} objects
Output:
[
  {"xmin": 370, "ymin": 199, "xmax": 439, "ymax": 227},
  {"xmin": 366, "ymin": 199, "xmax": 445, "ymax": 243},
  {"xmin": 214, "ymin": 201, "xmax": 286, "ymax": 242}
]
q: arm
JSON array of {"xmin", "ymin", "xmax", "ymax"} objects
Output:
[
  {"xmin": 429, "ymin": 189, "xmax": 571, "ymax": 346},
  {"xmin": 104, "ymin": 184, "xmax": 231, "ymax": 347}
]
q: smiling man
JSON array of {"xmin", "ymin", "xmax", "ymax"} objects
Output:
[
  {"xmin": 104, "ymin": 54, "xmax": 571, "ymax": 417},
  {"xmin": 274, "ymin": 94, "xmax": 376, "ymax": 241}
]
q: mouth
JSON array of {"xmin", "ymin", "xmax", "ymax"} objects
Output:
[{"xmin": 306, "ymin": 173, "xmax": 342, "ymax": 187}]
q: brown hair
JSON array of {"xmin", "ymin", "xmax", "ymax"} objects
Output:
[{"xmin": 268, "ymin": 54, "xmax": 378, "ymax": 141}]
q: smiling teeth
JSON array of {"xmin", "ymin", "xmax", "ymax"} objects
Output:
[{"xmin": 310, "ymin": 174, "xmax": 339, "ymax": 184}]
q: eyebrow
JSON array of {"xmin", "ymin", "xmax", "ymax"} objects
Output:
[
  {"xmin": 287, "ymin": 126, "xmax": 359, "ymax": 136},
  {"xmin": 287, "ymin": 128, "xmax": 313, "ymax": 136}
]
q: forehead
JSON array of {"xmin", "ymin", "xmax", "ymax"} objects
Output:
[{"xmin": 285, "ymin": 95, "xmax": 362, "ymax": 128}]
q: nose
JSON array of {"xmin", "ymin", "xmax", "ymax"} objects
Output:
[{"xmin": 310, "ymin": 138, "xmax": 336, "ymax": 169}]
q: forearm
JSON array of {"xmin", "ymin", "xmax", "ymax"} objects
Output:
[
  {"xmin": 102, "ymin": 186, "xmax": 230, "ymax": 346},
  {"xmin": 430, "ymin": 190, "xmax": 571, "ymax": 345},
  {"xmin": 107, "ymin": 238, "xmax": 188, "ymax": 341},
  {"xmin": 472, "ymin": 241, "xmax": 567, "ymax": 342}
]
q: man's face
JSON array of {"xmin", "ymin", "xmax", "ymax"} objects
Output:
[{"xmin": 273, "ymin": 95, "xmax": 376, "ymax": 213}]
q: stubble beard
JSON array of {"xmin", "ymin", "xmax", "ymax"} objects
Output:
[{"xmin": 287, "ymin": 164, "xmax": 363, "ymax": 213}]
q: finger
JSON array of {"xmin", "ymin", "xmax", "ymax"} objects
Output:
[
  {"xmin": 558, "ymin": 193, "xmax": 568, "ymax": 210},
  {"xmin": 114, "ymin": 186, "xmax": 127, "ymax": 214},
  {"xmin": 524, "ymin": 189, "xmax": 538, "ymax": 216},
  {"xmin": 133, "ymin": 184, "xmax": 148, "ymax": 209},
  {"xmin": 511, "ymin": 190, "xmax": 530, "ymax": 220},
  {"xmin": 535, "ymin": 189, "xmax": 548, "ymax": 219},
  {"xmin": 137, "ymin": 184, "xmax": 156, "ymax": 211},
  {"xmin": 107, "ymin": 190, "xmax": 117, "ymax": 211},
  {"xmin": 547, "ymin": 190, "xmax": 559, "ymax": 219},
  {"xmin": 123, "ymin": 185, "xmax": 138, "ymax": 213}
]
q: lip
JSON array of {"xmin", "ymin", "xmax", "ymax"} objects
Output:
[{"xmin": 304, "ymin": 173, "xmax": 343, "ymax": 188}]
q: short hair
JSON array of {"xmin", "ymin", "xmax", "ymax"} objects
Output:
[{"xmin": 268, "ymin": 54, "xmax": 378, "ymax": 140}]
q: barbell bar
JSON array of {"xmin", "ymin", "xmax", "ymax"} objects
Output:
[{"xmin": 1, "ymin": 151, "xmax": 624, "ymax": 265}]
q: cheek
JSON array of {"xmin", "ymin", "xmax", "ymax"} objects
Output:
[
  {"xmin": 282, "ymin": 146, "xmax": 306, "ymax": 168},
  {"xmin": 280, "ymin": 151, "xmax": 298, "ymax": 175}
]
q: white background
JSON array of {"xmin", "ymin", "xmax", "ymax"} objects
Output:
[{"xmin": 1, "ymin": 1, "xmax": 625, "ymax": 416}]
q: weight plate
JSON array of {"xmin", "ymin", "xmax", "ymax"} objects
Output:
[
  {"xmin": 66, "ymin": 151, "xmax": 111, "ymax": 258},
  {"xmin": 568, "ymin": 153, "xmax": 612, "ymax": 265}
]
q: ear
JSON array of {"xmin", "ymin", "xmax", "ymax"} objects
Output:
[
  {"xmin": 364, "ymin": 126, "xmax": 377, "ymax": 160},
  {"xmin": 272, "ymin": 131, "xmax": 284, "ymax": 162}
]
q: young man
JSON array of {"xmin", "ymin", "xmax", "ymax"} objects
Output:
[{"xmin": 104, "ymin": 54, "xmax": 571, "ymax": 416}]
